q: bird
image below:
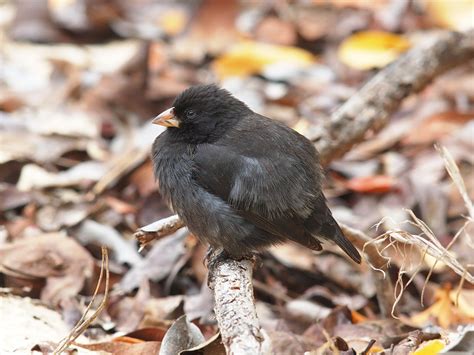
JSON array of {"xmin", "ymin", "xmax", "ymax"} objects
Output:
[{"xmin": 151, "ymin": 84, "xmax": 361, "ymax": 264}]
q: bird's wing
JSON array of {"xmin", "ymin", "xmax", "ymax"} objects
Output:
[
  {"xmin": 193, "ymin": 140, "xmax": 318, "ymax": 218},
  {"xmin": 192, "ymin": 141, "xmax": 323, "ymax": 251}
]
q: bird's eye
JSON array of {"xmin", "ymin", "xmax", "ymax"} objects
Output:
[{"xmin": 186, "ymin": 109, "xmax": 197, "ymax": 119}]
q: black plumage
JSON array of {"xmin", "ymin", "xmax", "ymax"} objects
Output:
[{"xmin": 152, "ymin": 84, "xmax": 361, "ymax": 263}]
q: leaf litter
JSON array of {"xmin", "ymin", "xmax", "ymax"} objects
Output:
[{"xmin": 0, "ymin": 0, "xmax": 473, "ymax": 353}]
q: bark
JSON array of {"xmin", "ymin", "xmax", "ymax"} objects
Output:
[{"xmin": 208, "ymin": 258, "xmax": 271, "ymax": 354}]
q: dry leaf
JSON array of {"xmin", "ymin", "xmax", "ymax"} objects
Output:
[
  {"xmin": 0, "ymin": 233, "xmax": 94, "ymax": 305},
  {"xmin": 312, "ymin": 0, "xmax": 389, "ymax": 10},
  {"xmin": 76, "ymin": 219, "xmax": 142, "ymax": 266},
  {"xmin": 180, "ymin": 332, "xmax": 225, "ymax": 355},
  {"xmin": 159, "ymin": 8, "xmax": 188, "ymax": 36},
  {"xmin": 344, "ymin": 175, "xmax": 395, "ymax": 194},
  {"xmin": 402, "ymin": 111, "xmax": 474, "ymax": 146},
  {"xmin": 412, "ymin": 339, "xmax": 445, "ymax": 355},
  {"xmin": 424, "ymin": 0, "xmax": 474, "ymax": 31},
  {"xmin": 0, "ymin": 295, "xmax": 84, "ymax": 353},
  {"xmin": 0, "ymin": 131, "xmax": 86, "ymax": 165},
  {"xmin": 450, "ymin": 289, "xmax": 474, "ymax": 318},
  {"xmin": 411, "ymin": 287, "xmax": 474, "ymax": 329},
  {"xmin": 26, "ymin": 107, "xmax": 99, "ymax": 138},
  {"xmin": 120, "ymin": 230, "xmax": 187, "ymax": 292},
  {"xmin": 77, "ymin": 340, "xmax": 161, "ymax": 354},
  {"xmin": 338, "ymin": 31, "xmax": 410, "ymax": 70},
  {"xmin": 0, "ymin": 184, "xmax": 32, "ymax": 211},
  {"xmin": 254, "ymin": 16, "xmax": 297, "ymax": 46},
  {"xmin": 213, "ymin": 41, "xmax": 314, "ymax": 78},
  {"xmin": 36, "ymin": 203, "xmax": 91, "ymax": 231},
  {"xmin": 159, "ymin": 315, "xmax": 205, "ymax": 355},
  {"xmin": 17, "ymin": 162, "xmax": 107, "ymax": 191},
  {"xmin": 143, "ymin": 295, "xmax": 185, "ymax": 328}
]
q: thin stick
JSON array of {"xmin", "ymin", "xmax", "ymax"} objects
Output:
[{"xmin": 53, "ymin": 246, "xmax": 110, "ymax": 354}]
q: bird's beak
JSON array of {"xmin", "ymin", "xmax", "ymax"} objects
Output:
[{"xmin": 152, "ymin": 107, "xmax": 180, "ymax": 128}]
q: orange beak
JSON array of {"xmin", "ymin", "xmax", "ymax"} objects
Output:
[{"xmin": 152, "ymin": 107, "xmax": 180, "ymax": 128}]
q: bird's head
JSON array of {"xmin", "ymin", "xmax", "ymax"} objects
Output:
[{"xmin": 152, "ymin": 84, "xmax": 251, "ymax": 143}]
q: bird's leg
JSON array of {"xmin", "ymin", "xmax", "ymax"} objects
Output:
[
  {"xmin": 206, "ymin": 247, "xmax": 232, "ymax": 288},
  {"xmin": 205, "ymin": 247, "xmax": 228, "ymax": 270},
  {"xmin": 203, "ymin": 245, "xmax": 221, "ymax": 267}
]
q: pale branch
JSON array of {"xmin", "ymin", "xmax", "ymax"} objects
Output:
[
  {"xmin": 208, "ymin": 257, "xmax": 271, "ymax": 354},
  {"xmin": 135, "ymin": 215, "xmax": 184, "ymax": 250},
  {"xmin": 135, "ymin": 30, "xmax": 474, "ymax": 354}
]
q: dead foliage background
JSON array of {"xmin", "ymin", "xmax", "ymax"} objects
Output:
[{"xmin": 0, "ymin": 0, "xmax": 473, "ymax": 354}]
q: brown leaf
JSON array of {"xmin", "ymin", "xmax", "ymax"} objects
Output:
[
  {"xmin": 118, "ymin": 327, "xmax": 168, "ymax": 343},
  {"xmin": 76, "ymin": 219, "xmax": 142, "ymax": 266},
  {"xmin": 0, "ymin": 233, "xmax": 94, "ymax": 306},
  {"xmin": 255, "ymin": 16, "xmax": 297, "ymax": 46},
  {"xmin": 265, "ymin": 330, "xmax": 320, "ymax": 354},
  {"xmin": 77, "ymin": 340, "xmax": 161, "ymax": 354},
  {"xmin": 9, "ymin": 0, "xmax": 66, "ymax": 42},
  {"xmin": 142, "ymin": 295, "xmax": 185, "ymax": 329},
  {"xmin": 0, "ymin": 295, "xmax": 78, "ymax": 353},
  {"xmin": 36, "ymin": 203, "xmax": 91, "ymax": 231},
  {"xmin": 17, "ymin": 162, "xmax": 107, "ymax": 191},
  {"xmin": 159, "ymin": 315, "xmax": 205, "ymax": 355},
  {"xmin": 402, "ymin": 111, "xmax": 473, "ymax": 146},
  {"xmin": 120, "ymin": 230, "xmax": 187, "ymax": 292},
  {"xmin": 180, "ymin": 332, "xmax": 225, "ymax": 355},
  {"xmin": 105, "ymin": 196, "xmax": 137, "ymax": 215},
  {"xmin": 171, "ymin": 0, "xmax": 238, "ymax": 62},
  {"xmin": 0, "ymin": 131, "xmax": 86, "ymax": 165},
  {"xmin": 109, "ymin": 280, "xmax": 151, "ymax": 333},
  {"xmin": 344, "ymin": 175, "xmax": 396, "ymax": 194},
  {"xmin": 411, "ymin": 287, "xmax": 474, "ymax": 329},
  {"xmin": 0, "ymin": 184, "xmax": 32, "ymax": 211},
  {"xmin": 129, "ymin": 160, "xmax": 157, "ymax": 197}
]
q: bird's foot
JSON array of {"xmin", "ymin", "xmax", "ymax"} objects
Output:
[{"xmin": 204, "ymin": 247, "xmax": 229, "ymax": 270}]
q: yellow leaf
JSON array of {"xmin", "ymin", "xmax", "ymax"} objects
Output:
[
  {"xmin": 411, "ymin": 287, "xmax": 474, "ymax": 329},
  {"xmin": 424, "ymin": 0, "xmax": 474, "ymax": 31},
  {"xmin": 338, "ymin": 31, "xmax": 410, "ymax": 70},
  {"xmin": 160, "ymin": 9, "xmax": 188, "ymax": 36},
  {"xmin": 450, "ymin": 289, "xmax": 474, "ymax": 318},
  {"xmin": 413, "ymin": 339, "xmax": 445, "ymax": 355},
  {"xmin": 213, "ymin": 41, "xmax": 314, "ymax": 78}
]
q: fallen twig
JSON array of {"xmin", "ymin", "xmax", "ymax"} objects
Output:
[
  {"xmin": 53, "ymin": 246, "xmax": 110, "ymax": 354},
  {"xmin": 135, "ymin": 214, "xmax": 184, "ymax": 251}
]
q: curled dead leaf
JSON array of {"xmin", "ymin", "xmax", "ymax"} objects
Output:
[{"xmin": 159, "ymin": 315, "xmax": 205, "ymax": 355}]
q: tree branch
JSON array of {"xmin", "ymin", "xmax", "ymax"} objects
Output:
[
  {"xmin": 135, "ymin": 30, "xmax": 474, "ymax": 354},
  {"xmin": 208, "ymin": 258, "xmax": 271, "ymax": 354},
  {"xmin": 315, "ymin": 30, "xmax": 474, "ymax": 166}
]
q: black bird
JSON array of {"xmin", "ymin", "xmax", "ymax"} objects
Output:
[{"xmin": 152, "ymin": 84, "xmax": 361, "ymax": 263}]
